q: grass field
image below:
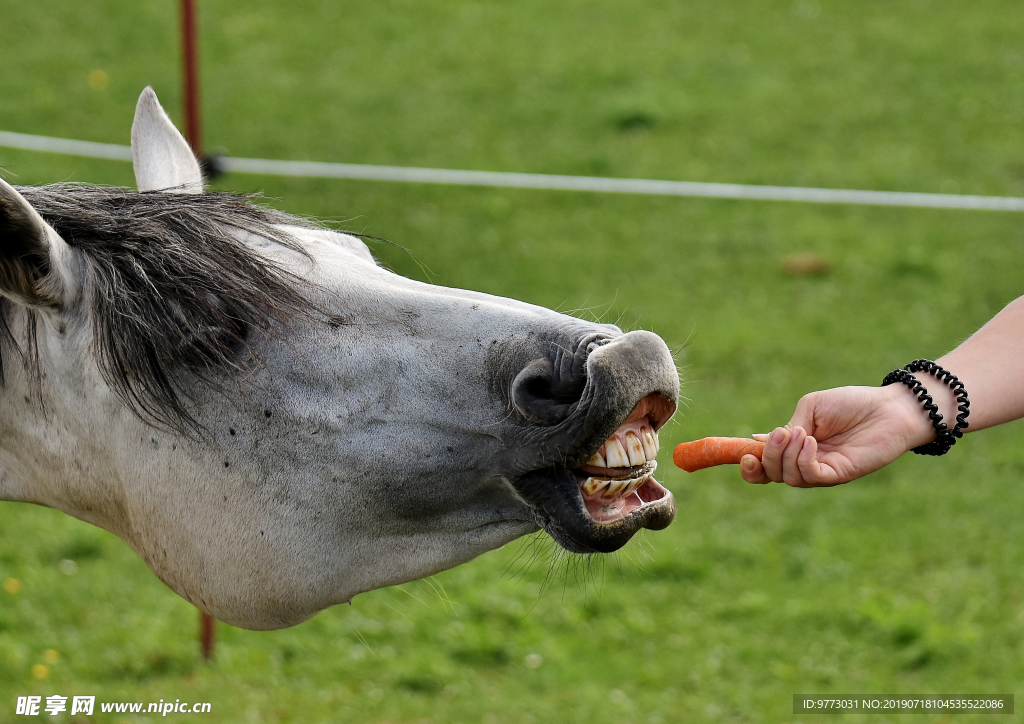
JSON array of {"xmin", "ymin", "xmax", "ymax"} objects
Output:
[{"xmin": 2, "ymin": 1, "xmax": 1024, "ymax": 722}]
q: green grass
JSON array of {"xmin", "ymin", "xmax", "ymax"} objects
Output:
[{"xmin": 2, "ymin": 1, "xmax": 1024, "ymax": 722}]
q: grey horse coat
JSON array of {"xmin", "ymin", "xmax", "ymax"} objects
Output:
[{"xmin": 0, "ymin": 89, "xmax": 678, "ymax": 629}]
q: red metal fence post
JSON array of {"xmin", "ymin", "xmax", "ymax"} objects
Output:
[
  {"xmin": 200, "ymin": 608, "xmax": 216, "ymax": 660},
  {"xmin": 180, "ymin": 0, "xmax": 216, "ymax": 660},
  {"xmin": 180, "ymin": 0, "xmax": 203, "ymax": 157}
]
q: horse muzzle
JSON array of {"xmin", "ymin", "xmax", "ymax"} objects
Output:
[{"xmin": 508, "ymin": 330, "xmax": 679, "ymax": 553}]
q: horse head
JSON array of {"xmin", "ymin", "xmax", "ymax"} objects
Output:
[{"xmin": 0, "ymin": 88, "xmax": 678, "ymax": 629}]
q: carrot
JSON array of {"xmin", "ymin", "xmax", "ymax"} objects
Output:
[{"xmin": 673, "ymin": 437, "xmax": 766, "ymax": 472}]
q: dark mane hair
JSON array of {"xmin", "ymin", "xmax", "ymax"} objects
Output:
[{"xmin": 5, "ymin": 183, "xmax": 323, "ymax": 433}]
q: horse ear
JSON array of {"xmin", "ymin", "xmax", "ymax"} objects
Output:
[
  {"xmin": 131, "ymin": 87, "xmax": 203, "ymax": 194},
  {"xmin": 0, "ymin": 179, "xmax": 78, "ymax": 308}
]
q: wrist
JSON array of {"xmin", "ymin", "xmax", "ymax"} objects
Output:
[
  {"xmin": 910, "ymin": 370, "xmax": 960, "ymax": 440},
  {"xmin": 884, "ymin": 382, "xmax": 941, "ymax": 450},
  {"xmin": 884, "ymin": 369, "xmax": 963, "ymax": 451}
]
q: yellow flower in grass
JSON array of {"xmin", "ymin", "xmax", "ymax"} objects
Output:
[{"xmin": 87, "ymin": 70, "xmax": 109, "ymax": 90}]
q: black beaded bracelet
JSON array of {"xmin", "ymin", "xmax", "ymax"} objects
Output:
[
  {"xmin": 904, "ymin": 359, "xmax": 971, "ymax": 434},
  {"xmin": 881, "ymin": 359, "xmax": 970, "ymax": 456}
]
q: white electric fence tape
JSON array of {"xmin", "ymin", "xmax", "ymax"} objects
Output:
[{"xmin": 3, "ymin": 129, "xmax": 1023, "ymax": 212}]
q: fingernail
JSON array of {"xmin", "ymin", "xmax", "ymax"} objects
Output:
[
  {"xmin": 741, "ymin": 456, "xmax": 755, "ymax": 472},
  {"xmin": 770, "ymin": 428, "xmax": 785, "ymax": 445}
]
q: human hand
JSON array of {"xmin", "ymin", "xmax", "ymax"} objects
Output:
[{"xmin": 740, "ymin": 385, "xmax": 934, "ymax": 487}]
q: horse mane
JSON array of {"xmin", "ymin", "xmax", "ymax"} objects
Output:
[{"xmin": 4, "ymin": 183, "xmax": 323, "ymax": 433}]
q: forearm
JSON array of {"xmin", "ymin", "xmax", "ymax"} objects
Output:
[{"xmin": 907, "ymin": 295, "xmax": 1024, "ymax": 442}]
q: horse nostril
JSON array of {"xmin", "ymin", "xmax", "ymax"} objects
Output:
[
  {"xmin": 523, "ymin": 374, "xmax": 552, "ymax": 400},
  {"xmin": 511, "ymin": 357, "xmax": 586, "ymax": 425}
]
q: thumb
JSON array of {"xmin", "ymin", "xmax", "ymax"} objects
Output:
[{"xmin": 740, "ymin": 454, "xmax": 769, "ymax": 484}]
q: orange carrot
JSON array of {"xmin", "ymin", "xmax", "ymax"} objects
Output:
[{"xmin": 672, "ymin": 437, "xmax": 766, "ymax": 472}]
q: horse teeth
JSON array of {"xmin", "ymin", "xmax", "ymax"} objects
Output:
[
  {"xmin": 625, "ymin": 432, "xmax": 646, "ymax": 466},
  {"xmin": 582, "ymin": 421, "xmax": 660, "ymax": 470},
  {"xmin": 603, "ymin": 479, "xmax": 628, "ymax": 499},
  {"xmin": 581, "ymin": 477, "xmax": 609, "ymax": 497},
  {"xmin": 580, "ymin": 463, "xmax": 657, "ymax": 502},
  {"xmin": 604, "ymin": 439, "xmax": 629, "ymax": 468},
  {"xmin": 641, "ymin": 428, "xmax": 658, "ymax": 460}
]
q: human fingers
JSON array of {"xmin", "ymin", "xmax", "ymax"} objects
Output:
[
  {"xmin": 781, "ymin": 426, "xmax": 808, "ymax": 484},
  {"xmin": 789, "ymin": 434, "xmax": 843, "ymax": 487},
  {"xmin": 760, "ymin": 426, "xmax": 791, "ymax": 481},
  {"xmin": 740, "ymin": 454, "xmax": 770, "ymax": 484}
]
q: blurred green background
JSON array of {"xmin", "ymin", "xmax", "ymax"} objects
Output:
[{"xmin": 2, "ymin": 1, "xmax": 1024, "ymax": 722}]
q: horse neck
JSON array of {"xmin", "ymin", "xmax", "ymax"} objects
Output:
[{"xmin": 0, "ymin": 306, "xmax": 110, "ymax": 508}]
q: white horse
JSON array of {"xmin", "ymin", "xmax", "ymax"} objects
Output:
[{"xmin": 0, "ymin": 88, "xmax": 678, "ymax": 630}]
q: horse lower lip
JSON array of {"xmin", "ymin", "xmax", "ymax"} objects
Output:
[{"xmin": 513, "ymin": 466, "xmax": 676, "ymax": 554}]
